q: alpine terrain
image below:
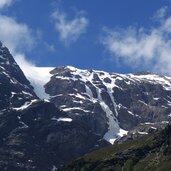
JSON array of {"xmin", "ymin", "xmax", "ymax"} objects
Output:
[{"xmin": 0, "ymin": 42, "xmax": 171, "ymax": 170}]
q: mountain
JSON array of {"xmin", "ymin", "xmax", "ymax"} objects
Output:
[
  {"xmin": 44, "ymin": 66, "xmax": 171, "ymax": 144},
  {"xmin": 0, "ymin": 41, "xmax": 171, "ymax": 170},
  {"xmin": 0, "ymin": 42, "xmax": 37, "ymax": 112},
  {"xmin": 0, "ymin": 43, "xmax": 107, "ymax": 171},
  {"xmin": 23, "ymin": 65, "xmax": 171, "ymax": 144},
  {"xmin": 58, "ymin": 124, "xmax": 171, "ymax": 171}
]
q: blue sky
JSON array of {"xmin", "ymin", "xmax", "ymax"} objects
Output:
[{"xmin": 0, "ymin": 0, "xmax": 171, "ymax": 74}]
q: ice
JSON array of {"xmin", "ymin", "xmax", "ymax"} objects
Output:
[
  {"xmin": 62, "ymin": 66, "xmax": 128, "ymax": 144},
  {"xmin": 43, "ymin": 99, "xmax": 50, "ymax": 102},
  {"xmin": 2, "ymin": 71, "xmax": 10, "ymax": 77},
  {"xmin": 138, "ymin": 131, "xmax": 148, "ymax": 135},
  {"xmin": 52, "ymin": 165, "xmax": 57, "ymax": 171},
  {"xmin": 128, "ymin": 110, "xmax": 134, "ymax": 116},
  {"xmin": 117, "ymin": 128, "xmax": 128, "ymax": 137},
  {"xmin": 62, "ymin": 107, "xmax": 90, "ymax": 113},
  {"xmin": 161, "ymin": 105, "xmax": 168, "ymax": 108},
  {"xmin": 161, "ymin": 121, "xmax": 169, "ymax": 124},
  {"xmin": 13, "ymin": 99, "xmax": 38, "ymax": 111},
  {"xmin": 104, "ymin": 128, "xmax": 128, "ymax": 144},
  {"xmin": 85, "ymin": 85, "xmax": 94, "ymax": 99},
  {"xmin": 22, "ymin": 91, "xmax": 33, "ymax": 97},
  {"xmin": 19, "ymin": 65, "xmax": 171, "ymax": 144},
  {"xmin": 129, "ymin": 74, "xmax": 171, "ymax": 90},
  {"xmin": 151, "ymin": 127, "xmax": 157, "ymax": 130},
  {"xmin": 153, "ymin": 97, "xmax": 160, "ymax": 100},
  {"xmin": 21, "ymin": 66, "xmax": 54, "ymax": 99},
  {"xmin": 57, "ymin": 117, "xmax": 72, "ymax": 122},
  {"xmin": 10, "ymin": 92, "xmax": 16, "ymax": 98},
  {"xmin": 96, "ymin": 87, "xmax": 120, "ymax": 144},
  {"xmin": 138, "ymin": 100, "xmax": 148, "ymax": 106},
  {"xmin": 19, "ymin": 121, "xmax": 29, "ymax": 128}
]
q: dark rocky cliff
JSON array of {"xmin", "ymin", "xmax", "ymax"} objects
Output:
[
  {"xmin": 0, "ymin": 42, "xmax": 171, "ymax": 170},
  {"xmin": 0, "ymin": 43, "xmax": 108, "ymax": 171},
  {"xmin": 45, "ymin": 66, "xmax": 171, "ymax": 143}
]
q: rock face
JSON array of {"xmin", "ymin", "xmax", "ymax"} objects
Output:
[
  {"xmin": 0, "ymin": 42, "xmax": 37, "ymax": 111},
  {"xmin": 45, "ymin": 66, "xmax": 171, "ymax": 143},
  {"xmin": 1, "ymin": 42, "xmax": 171, "ymax": 170},
  {"xmin": 0, "ymin": 43, "xmax": 108, "ymax": 171},
  {"xmin": 0, "ymin": 100, "xmax": 107, "ymax": 171},
  {"xmin": 59, "ymin": 125, "xmax": 171, "ymax": 171}
]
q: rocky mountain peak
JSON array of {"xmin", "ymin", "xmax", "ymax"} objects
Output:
[
  {"xmin": 43, "ymin": 65, "xmax": 171, "ymax": 143},
  {"xmin": 0, "ymin": 43, "xmax": 171, "ymax": 170},
  {"xmin": 0, "ymin": 45, "xmax": 108, "ymax": 171},
  {"xmin": 0, "ymin": 42, "xmax": 37, "ymax": 111}
]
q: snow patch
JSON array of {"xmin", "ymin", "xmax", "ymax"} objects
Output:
[
  {"xmin": 151, "ymin": 127, "xmax": 157, "ymax": 130},
  {"xmin": 62, "ymin": 107, "xmax": 90, "ymax": 113},
  {"xmin": 22, "ymin": 91, "xmax": 33, "ymax": 97},
  {"xmin": 52, "ymin": 165, "xmax": 57, "ymax": 171},
  {"xmin": 19, "ymin": 121, "xmax": 29, "ymax": 128},
  {"xmin": 117, "ymin": 129, "xmax": 128, "ymax": 137},
  {"xmin": 105, "ymin": 128, "xmax": 128, "ymax": 144},
  {"xmin": 96, "ymin": 87, "xmax": 120, "ymax": 144},
  {"xmin": 128, "ymin": 110, "xmax": 134, "ymax": 116},
  {"xmin": 85, "ymin": 84, "xmax": 94, "ymax": 99},
  {"xmin": 161, "ymin": 121, "xmax": 169, "ymax": 124},
  {"xmin": 138, "ymin": 100, "xmax": 148, "ymax": 106},
  {"xmin": 138, "ymin": 131, "xmax": 148, "ymax": 135},
  {"xmin": 21, "ymin": 66, "xmax": 54, "ymax": 99},
  {"xmin": 51, "ymin": 117, "xmax": 72, "ymax": 122},
  {"xmin": 57, "ymin": 117, "xmax": 72, "ymax": 122},
  {"xmin": 13, "ymin": 99, "xmax": 38, "ymax": 111},
  {"xmin": 141, "ymin": 122, "xmax": 155, "ymax": 125},
  {"xmin": 153, "ymin": 97, "xmax": 160, "ymax": 100}
]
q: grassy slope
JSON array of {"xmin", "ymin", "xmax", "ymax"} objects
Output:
[{"xmin": 59, "ymin": 125, "xmax": 171, "ymax": 171}]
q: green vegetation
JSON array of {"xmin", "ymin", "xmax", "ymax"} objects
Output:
[
  {"xmin": 59, "ymin": 125, "xmax": 171, "ymax": 171},
  {"xmin": 124, "ymin": 160, "xmax": 133, "ymax": 171}
]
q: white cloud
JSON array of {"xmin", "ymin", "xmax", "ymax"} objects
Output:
[
  {"xmin": 0, "ymin": 0, "xmax": 13, "ymax": 9},
  {"xmin": 15, "ymin": 54, "xmax": 54, "ymax": 99},
  {"xmin": 0, "ymin": 15, "xmax": 34, "ymax": 53},
  {"xmin": 153, "ymin": 6, "xmax": 168, "ymax": 21},
  {"xmin": 0, "ymin": 14, "xmax": 40, "ymax": 91},
  {"xmin": 51, "ymin": 9, "xmax": 89, "ymax": 45},
  {"xmin": 101, "ymin": 7, "xmax": 171, "ymax": 75},
  {"xmin": 0, "ymin": 14, "xmax": 38, "ymax": 75},
  {"xmin": 0, "ymin": 0, "xmax": 55, "ymax": 99},
  {"xmin": 44, "ymin": 42, "xmax": 55, "ymax": 52},
  {"xmin": 15, "ymin": 53, "xmax": 35, "ymax": 69},
  {"xmin": 0, "ymin": 0, "xmax": 39, "ymax": 87}
]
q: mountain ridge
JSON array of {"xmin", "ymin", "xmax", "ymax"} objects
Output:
[
  {"xmin": 59, "ymin": 124, "xmax": 171, "ymax": 171},
  {"xmin": 0, "ymin": 42, "xmax": 171, "ymax": 170},
  {"xmin": 0, "ymin": 43, "xmax": 109, "ymax": 170},
  {"xmin": 21, "ymin": 65, "xmax": 171, "ymax": 144}
]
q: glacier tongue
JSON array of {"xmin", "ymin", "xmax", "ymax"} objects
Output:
[
  {"xmin": 20, "ymin": 65, "xmax": 171, "ymax": 144},
  {"xmin": 96, "ymin": 87, "xmax": 125, "ymax": 144},
  {"xmin": 20, "ymin": 66, "xmax": 54, "ymax": 99},
  {"xmin": 85, "ymin": 84, "xmax": 94, "ymax": 99}
]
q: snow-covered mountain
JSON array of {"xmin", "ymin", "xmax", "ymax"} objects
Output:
[
  {"xmin": 0, "ymin": 43, "xmax": 108, "ymax": 171},
  {"xmin": 0, "ymin": 42, "xmax": 37, "ymax": 112},
  {"xmin": 21, "ymin": 66, "xmax": 54, "ymax": 99},
  {"xmin": 0, "ymin": 41, "xmax": 171, "ymax": 170},
  {"xmin": 23, "ymin": 65, "xmax": 171, "ymax": 144}
]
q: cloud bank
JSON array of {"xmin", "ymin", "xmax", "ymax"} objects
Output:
[
  {"xmin": 0, "ymin": 0, "xmax": 13, "ymax": 9},
  {"xmin": 101, "ymin": 7, "xmax": 171, "ymax": 75},
  {"xmin": 51, "ymin": 9, "xmax": 89, "ymax": 45},
  {"xmin": 0, "ymin": 13, "xmax": 36, "ymax": 74},
  {"xmin": 0, "ymin": 1, "xmax": 37, "ymax": 79},
  {"xmin": 0, "ymin": 15, "xmax": 34, "ymax": 53}
]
